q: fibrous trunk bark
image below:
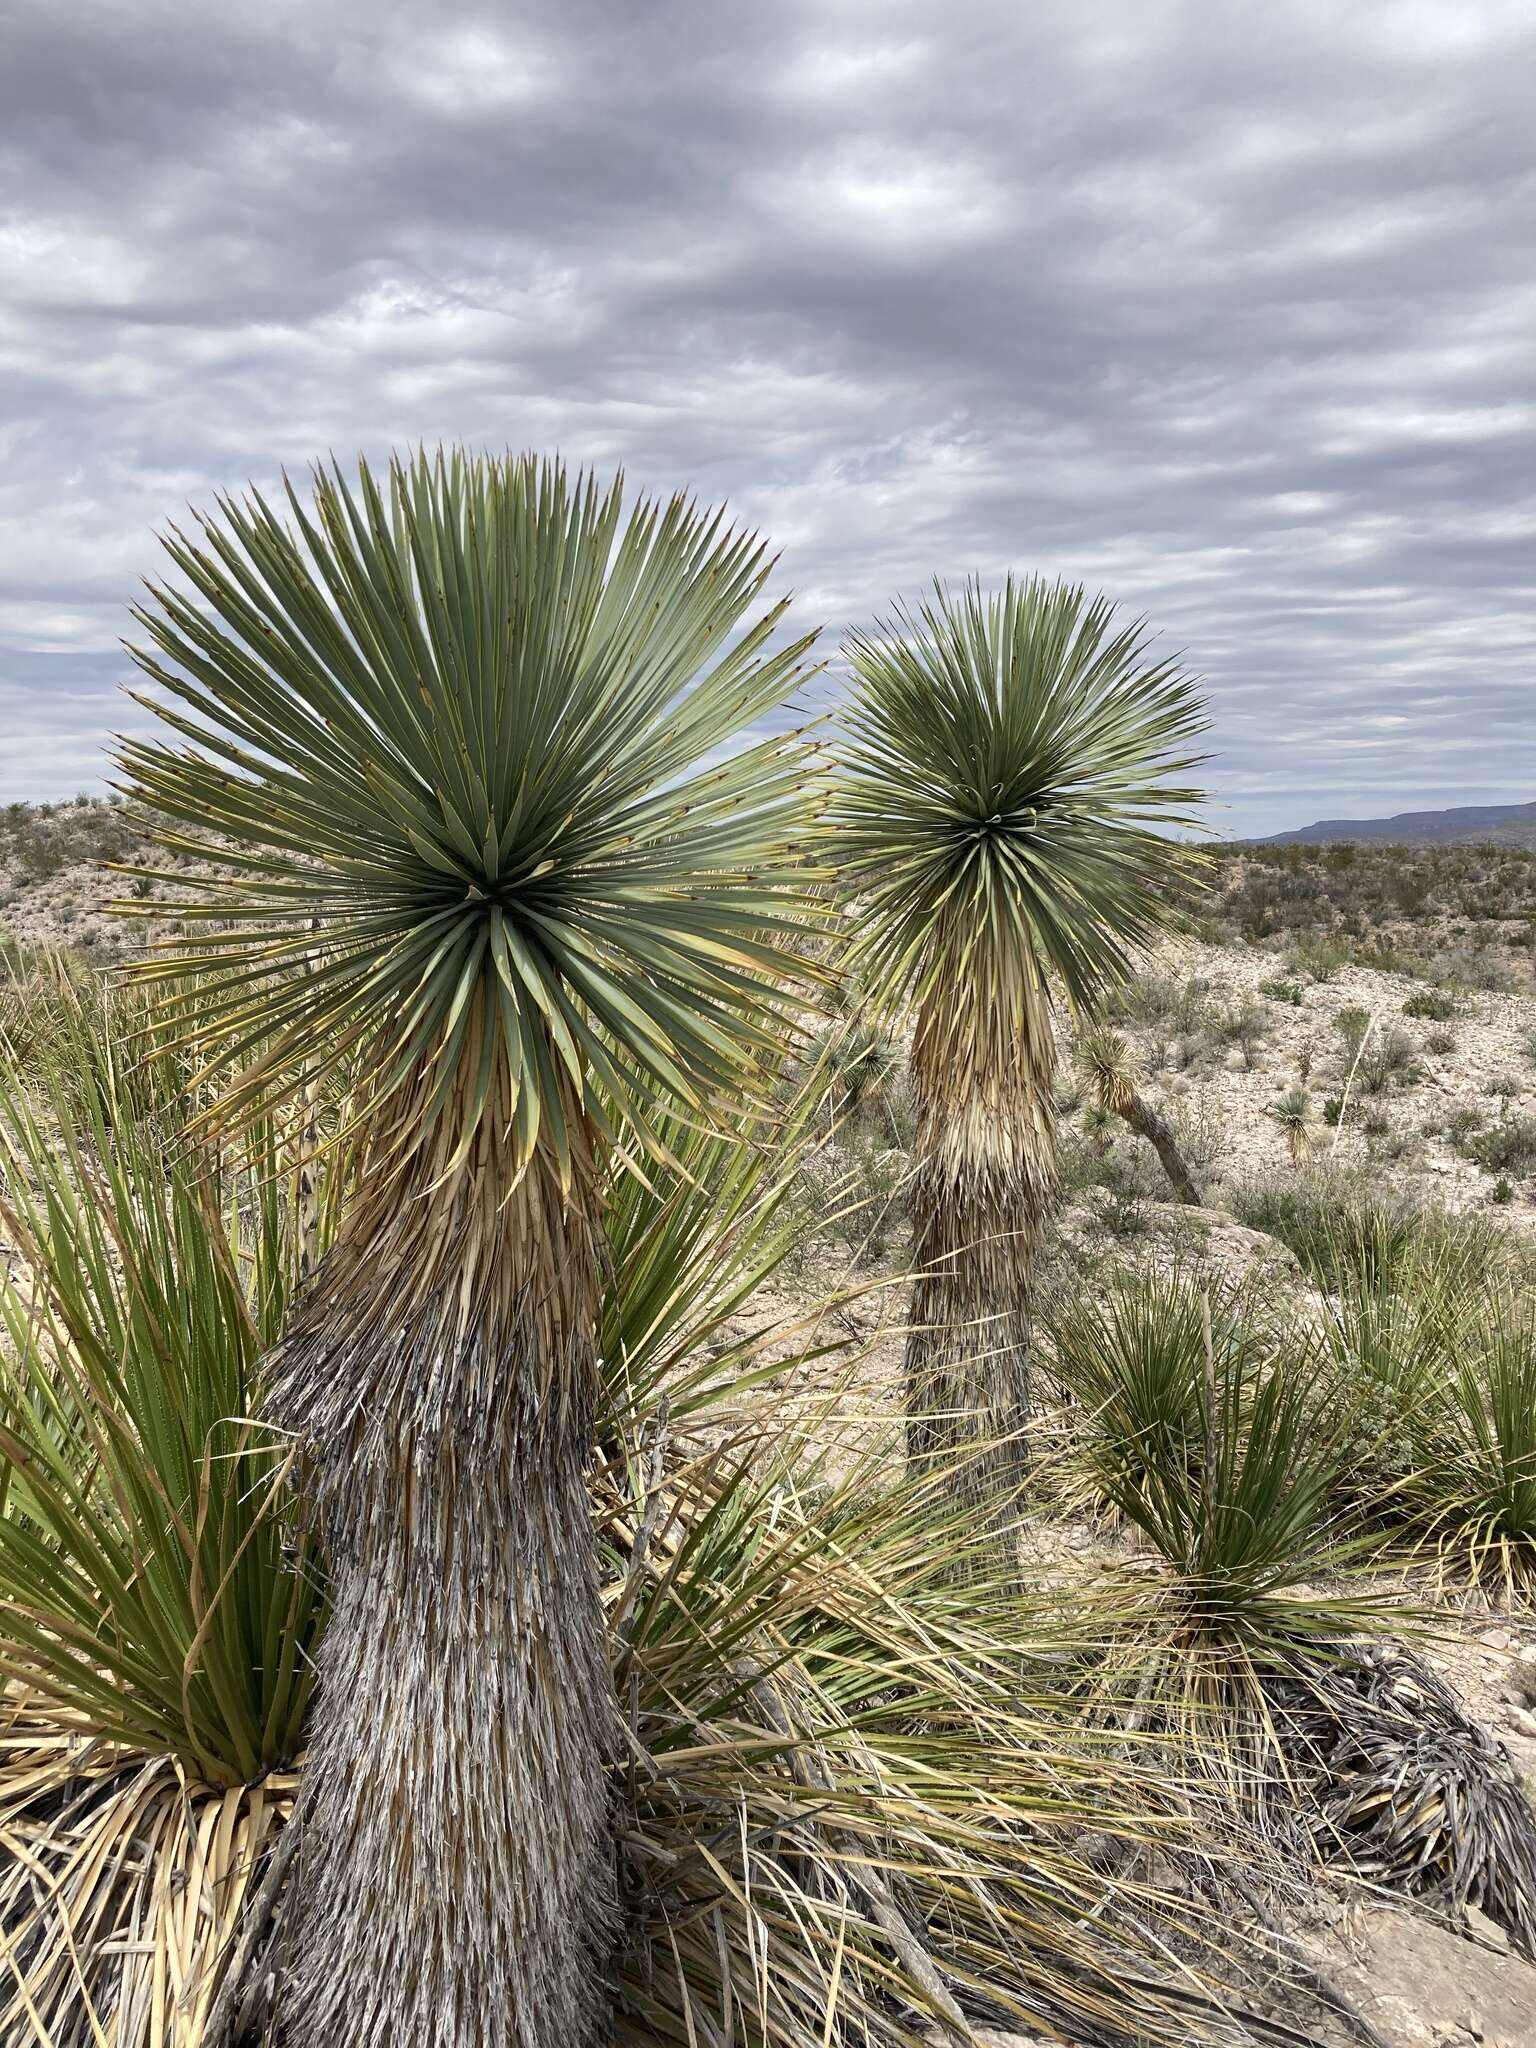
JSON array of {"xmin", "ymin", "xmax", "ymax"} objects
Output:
[
  {"xmin": 903, "ymin": 989, "xmax": 1056, "ymax": 1552},
  {"xmin": 269, "ymin": 1126, "xmax": 614, "ymax": 2048},
  {"xmin": 1121, "ymin": 1092, "xmax": 1201, "ymax": 1206}
]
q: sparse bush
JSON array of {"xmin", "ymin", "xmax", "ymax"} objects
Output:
[
  {"xmin": 1468, "ymin": 1113, "xmax": 1536, "ymax": 1179},
  {"xmin": 1333, "ymin": 1005, "xmax": 1372, "ymax": 1054},
  {"xmin": 1423, "ymin": 1027, "xmax": 1457, "ymax": 1056},
  {"xmin": 1403, "ymin": 989, "xmax": 1456, "ymax": 1021},
  {"xmin": 1290, "ymin": 934, "xmax": 1351, "ymax": 982},
  {"xmin": 1215, "ymin": 998, "xmax": 1270, "ymax": 1070},
  {"xmin": 1356, "ymin": 1026, "xmax": 1423, "ymax": 1095}
]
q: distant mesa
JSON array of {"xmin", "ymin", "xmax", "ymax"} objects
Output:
[{"xmin": 1254, "ymin": 799, "xmax": 1536, "ymax": 851}]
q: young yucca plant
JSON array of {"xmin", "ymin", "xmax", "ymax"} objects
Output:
[
  {"xmin": 1270, "ymin": 1086, "xmax": 1313, "ymax": 1169},
  {"xmin": 1046, "ymin": 1264, "xmax": 1270, "ymax": 1523},
  {"xmin": 1401, "ymin": 1289, "xmax": 1536, "ymax": 1593},
  {"xmin": 829, "ymin": 578, "xmax": 1207, "ymax": 1531},
  {"xmin": 113, "ymin": 450, "xmax": 824, "ymax": 2048},
  {"xmin": 1073, "ymin": 1024, "xmax": 1201, "ymax": 1205},
  {"xmin": 1313, "ymin": 1227, "xmax": 1480, "ymax": 1515},
  {"xmin": 0, "ymin": 1003, "xmax": 335, "ymax": 2041},
  {"xmin": 1049, "ymin": 1266, "xmax": 1380, "ymax": 1749}
]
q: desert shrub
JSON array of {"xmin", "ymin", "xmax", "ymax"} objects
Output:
[
  {"xmin": 1423, "ymin": 1027, "xmax": 1457, "ymax": 1056},
  {"xmin": 1232, "ymin": 1173, "xmax": 1511, "ymax": 1296},
  {"xmin": 1356, "ymin": 1026, "xmax": 1424, "ymax": 1094},
  {"xmin": 1467, "ymin": 1113, "xmax": 1536, "ymax": 1179},
  {"xmin": 1427, "ymin": 946, "xmax": 1516, "ymax": 993},
  {"xmin": 1168, "ymin": 1091, "xmax": 1227, "ymax": 1175},
  {"xmin": 1487, "ymin": 1072, "xmax": 1522, "ymax": 1103},
  {"xmin": 1403, "ymin": 989, "xmax": 1457, "ymax": 1021},
  {"xmin": 1214, "ymin": 998, "xmax": 1270, "ymax": 1070},
  {"xmin": 1446, "ymin": 1102, "xmax": 1488, "ymax": 1151},
  {"xmin": 1332, "ymin": 1004, "xmax": 1372, "ymax": 1054},
  {"xmin": 1289, "ymin": 934, "xmax": 1351, "ymax": 982},
  {"xmin": 1262, "ymin": 975, "xmax": 1304, "ymax": 1006}
]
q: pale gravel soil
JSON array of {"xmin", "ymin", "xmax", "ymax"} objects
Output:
[{"xmin": 1144, "ymin": 935, "xmax": 1536, "ymax": 1226}]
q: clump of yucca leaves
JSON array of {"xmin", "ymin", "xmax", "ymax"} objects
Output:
[
  {"xmin": 0, "ymin": 986, "xmax": 1311, "ymax": 2048},
  {"xmin": 1281, "ymin": 1199, "xmax": 1536, "ymax": 1589},
  {"xmin": 1047, "ymin": 1259, "xmax": 1536, "ymax": 1954},
  {"xmin": 1047, "ymin": 1265, "xmax": 1377, "ymax": 1658}
]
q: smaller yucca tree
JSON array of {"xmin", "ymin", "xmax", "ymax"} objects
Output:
[
  {"xmin": 115, "ymin": 451, "xmax": 822, "ymax": 2048},
  {"xmin": 1074, "ymin": 1023, "xmax": 1200, "ymax": 1205},
  {"xmin": 830, "ymin": 577, "xmax": 1206, "ymax": 1526},
  {"xmin": 1273, "ymin": 1086, "xmax": 1315, "ymax": 1167}
]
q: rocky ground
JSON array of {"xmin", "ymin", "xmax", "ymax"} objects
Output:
[{"xmin": 1140, "ymin": 934, "xmax": 1536, "ymax": 1224}]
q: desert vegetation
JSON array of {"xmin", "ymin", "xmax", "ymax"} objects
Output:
[{"xmin": 2, "ymin": 452, "xmax": 1536, "ymax": 2048}]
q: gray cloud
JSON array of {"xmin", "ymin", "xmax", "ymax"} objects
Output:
[{"xmin": 2, "ymin": 0, "xmax": 1532, "ymax": 832}]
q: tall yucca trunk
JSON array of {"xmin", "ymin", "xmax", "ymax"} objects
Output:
[
  {"xmin": 903, "ymin": 977, "xmax": 1056, "ymax": 1542},
  {"xmin": 271, "ymin": 1100, "xmax": 615, "ymax": 2048}
]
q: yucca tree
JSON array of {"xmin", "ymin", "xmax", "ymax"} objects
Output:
[
  {"xmin": 831, "ymin": 577, "xmax": 1206, "ymax": 1523},
  {"xmin": 115, "ymin": 451, "xmax": 821, "ymax": 2048},
  {"xmin": 1273, "ymin": 1084, "xmax": 1315, "ymax": 1168},
  {"xmin": 1074, "ymin": 1023, "xmax": 1201, "ymax": 1205}
]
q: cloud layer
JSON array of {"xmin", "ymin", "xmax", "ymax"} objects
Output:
[{"xmin": 3, "ymin": 0, "xmax": 1533, "ymax": 832}]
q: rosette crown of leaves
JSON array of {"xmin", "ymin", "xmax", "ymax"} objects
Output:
[
  {"xmin": 831, "ymin": 575, "xmax": 1209, "ymax": 1020},
  {"xmin": 118, "ymin": 450, "xmax": 822, "ymax": 1173}
]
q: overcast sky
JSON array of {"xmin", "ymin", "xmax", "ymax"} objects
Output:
[{"xmin": 2, "ymin": 0, "xmax": 1532, "ymax": 835}]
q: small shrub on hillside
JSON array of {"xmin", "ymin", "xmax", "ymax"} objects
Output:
[
  {"xmin": 1357, "ymin": 1026, "xmax": 1424, "ymax": 1095},
  {"xmin": 1446, "ymin": 1103, "xmax": 1488, "ymax": 1151},
  {"xmin": 1423, "ymin": 1027, "xmax": 1457, "ymax": 1056},
  {"xmin": 1262, "ymin": 976, "xmax": 1304, "ymax": 1006},
  {"xmin": 1403, "ymin": 989, "xmax": 1457, "ymax": 1021},
  {"xmin": 1467, "ymin": 1114, "xmax": 1536, "ymax": 1179},
  {"xmin": 1215, "ymin": 999, "xmax": 1270, "ymax": 1070},
  {"xmin": 1333, "ymin": 1005, "xmax": 1372, "ymax": 1054},
  {"xmin": 1428, "ymin": 947, "xmax": 1516, "ymax": 994},
  {"xmin": 1487, "ymin": 1073, "xmax": 1522, "ymax": 1103},
  {"xmin": 1290, "ymin": 934, "xmax": 1352, "ymax": 982},
  {"xmin": 1354, "ymin": 937, "xmax": 1408, "ymax": 974}
]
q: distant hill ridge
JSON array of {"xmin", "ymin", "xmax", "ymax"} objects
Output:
[{"xmin": 1257, "ymin": 799, "xmax": 1536, "ymax": 851}]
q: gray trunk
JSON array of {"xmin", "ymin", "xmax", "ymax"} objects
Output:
[
  {"xmin": 272, "ymin": 1290, "xmax": 615, "ymax": 2048},
  {"xmin": 904, "ymin": 1151, "xmax": 1037, "ymax": 1563},
  {"xmin": 1122, "ymin": 1093, "xmax": 1201, "ymax": 1206}
]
